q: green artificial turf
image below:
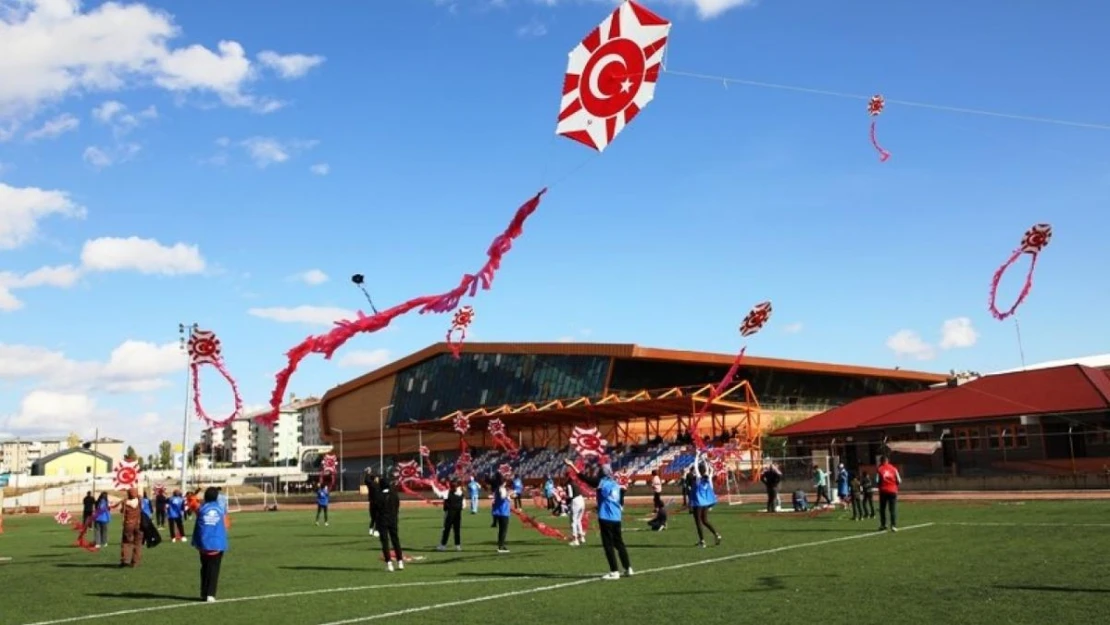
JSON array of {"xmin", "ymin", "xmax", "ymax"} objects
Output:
[{"xmin": 1, "ymin": 500, "xmax": 1107, "ymax": 624}]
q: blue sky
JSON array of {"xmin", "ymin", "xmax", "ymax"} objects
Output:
[{"xmin": 1, "ymin": 0, "xmax": 1108, "ymax": 454}]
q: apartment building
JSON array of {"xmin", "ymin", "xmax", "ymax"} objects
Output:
[{"xmin": 0, "ymin": 438, "xmax": 64, "ymax": 473}]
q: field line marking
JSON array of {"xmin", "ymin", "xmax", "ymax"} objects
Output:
[
  {"xmin": 945, "ymin": 521, "xmax": 1110, "ymax": 528},
  {"xmin": 19, "ymin": 578, "xmax": 522, "ymax": 625},
  {"xmin": 319, "ymin": 522, "xmax": 936, "ymax": 625}
]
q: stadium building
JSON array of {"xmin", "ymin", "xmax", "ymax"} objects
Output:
[{"xmin": 319, "ymin": 342, "xmax": 943, "ymax": 483}]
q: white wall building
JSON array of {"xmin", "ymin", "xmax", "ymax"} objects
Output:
[
  {"xmin": 0, "ymin": 438, "xmax": 65, "ymax": 473},
  {"xmin": 223, "ymin": 415, "xmax": 254, "ymax": 465},
  {"xmin": 296, "ymin": 398, "xmax": 323, "ymax": 447}
]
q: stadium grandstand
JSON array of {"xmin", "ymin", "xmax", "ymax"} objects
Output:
[{"xmin": 318, "ymin": 342, "xmax": 943, "ymax": 488}]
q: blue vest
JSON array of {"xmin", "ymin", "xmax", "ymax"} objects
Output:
[
  {"xmin": 492, "ymin": 486, "xmax": 511, "ymax": 517},
  {"xmin": 95, "ymin": 500, "xmax": 111, "ymax": 523},
  {"xmin": 468, "ymin": 481, "xmax": 480, "ymax": 497},
  {"xmin": 316, "ymin": 488, "xmax": 330, "ymax": 506},
  {"xmin": 513, "ymin": 478, "xmax": 523, "ymax": 494},
  {"xmin": 694, "ymin": 478, "xmax": 717, "ymax": 508},
  {"xmin": 191, "ymin": 502, "xmax": 228, "ymax": 552},
  {"xmin": 167, "ymin": 496, "xmax": 184, "ymax": 519},
  {"xmin": 141, "ymin": 498, "xmax": 153, "ymax": 516},
  {"xmin": 597, "ymin": 476, "xmax": 622, "ymax": 522}
]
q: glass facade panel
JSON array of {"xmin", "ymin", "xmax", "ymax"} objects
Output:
[
  {"xmin": 388, "ymin": 353, "xmax": 609, "ymax": 426},
  {"xmin": 606, "ymin": 358, "xmax": 932, "ymax": 407}
]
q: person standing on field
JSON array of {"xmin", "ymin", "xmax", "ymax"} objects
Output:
[
  {"xmin": 119, "ymin": 488, "xmax": 143, "ymax": 567},
  {"xmin": 876, "ymin": 456, "xmax": 902, "ymax": 532},
  {"xmin": 192, "ymin": 487, "xmax": 228, "ymax": 602}
]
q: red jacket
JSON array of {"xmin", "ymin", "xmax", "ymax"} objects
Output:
[{"xmin": 877, "ymin": 464, "xmax": 900, "ymax": 495}]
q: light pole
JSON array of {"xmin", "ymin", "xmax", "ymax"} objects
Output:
[
  {"xmin": 178, "ymin": 323, "xmax": 197, "ymax": 492},
  {"xmin": 379, "ymin": 405, "xmax": 393, "ymax": 474},
  {"xmin": 331, "ymin": 428, "xmax": 344, "ymax": 492}
]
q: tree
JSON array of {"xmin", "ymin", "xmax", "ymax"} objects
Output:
[
  {"xmin": 146, "ymin": 454, "xmax": 156, "ymax": 469},
  {"xmin": 66, "ymin": 432, "xmax": 81, "ymax": 449},
  {"xmin": 125, "ymin": 445, "xmax": 137, "ymax": 461},
  {"xmin": 158, "ymin": 441, "xmax": 173, "ymax": 469}
]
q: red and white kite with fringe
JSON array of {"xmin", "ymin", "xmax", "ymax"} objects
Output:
[
  {"xmin": 113, "ymin": 459, "xmax": 140, "ymax": 490},
  {"xmin": 570, "ymin": 425, "xmax": 608, "ymax": 458},
  {"xmin": 452, "ymin": 414, "xmax": 470, "ymax": 436},
  {"xmin": 394, "ymin": 460, "xmax": 421, "ymax": 485},
  {"xmin": 498, "ymin": 463, "xmax": 514, "ymax": 478},
  {"xmin": 419, "ymin": 446, "xmax": 431, "ymax": 458},
  {"xmin": 989, "ymin": 223, "xmax": 1052, "ymax": 321},
  {"xmin": 54, "ymin": 510, "xmax": 72, "ymax": 525},
  {"xmin": 187, "ymin": 327, "xmax": 244, "ymax": 428},
  {"xmin": 557, "ymin": 1, "xmax": 671, "ymax": 152}
]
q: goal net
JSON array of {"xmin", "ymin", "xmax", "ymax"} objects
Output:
[
  {"xmin": 260, "ymin": 482, "xmax": 279, "ymax": 512},
  {"xmin": 762, "ymin": 454, "xmax": 835, "ymax": 512}
]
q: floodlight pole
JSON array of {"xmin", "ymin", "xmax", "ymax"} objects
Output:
[{"xmin": 178, "ymin": 323, "xmax": 197, "ymax": 492}]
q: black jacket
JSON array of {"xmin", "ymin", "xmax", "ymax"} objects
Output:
[
  {"xmin": 443, "ymin": 487, "xmax": 464, "ymax": 513},
  {"xmin": 140, "ymin": 513, "xmax": 162, "ymax": 548},
  {"xmin": 373, "ymin": 480, "xmax": 401, "ymax": 527}
]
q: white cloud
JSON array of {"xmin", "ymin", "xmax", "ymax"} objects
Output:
[
  {"xmin": 290, "ymin": 269, "xmax": 329, "ymax": 285},
  {"xmin": 939, "ymin": 317, "xmax": 979, "ymax": 350},
  {"xmin": 83, "ymin": 142, "xmax": 140, "ymax": 168},
  {"xmin": 781, "ymin": 322, "xmax": 804, "ymax": 334},
  {"xmin": 5, "ymin": 390, "xmax": 98, "ymax": 430},
  {"xmin": 82, "ymin": 145, "xmax": 112, "ymax": 167},
  {"xmin": 557, "ymin": 336, "xmax": 574, "ymax": 343},
  {"xmin": 309, "ymin": 163, "xmax": 330, "ymax": 176},
  {"xmin": 338, "ymin": 349, "xmax": 392, "ymax": 369},
  {"xmin": 239, "ymin": 137, "xmax": 318, "ymax": 167},
  {"xmin": 0, "ymin": 1, "xmax": 321, "ymax": 121},
  {"xmin": 92, "ymin": 100, "xmax": 157, "ymax": 135},
  {"xmin": 516, "ymin": 18, "xmax": 547, "ymax": 38},
  {"xmin": 80, "ymin": 236, "xmax": 207, "ymax": 275},
  {"xmin": 256, "ymin": 51, "xmax": 326, "ymax": 79},
  {"xmin": 885, "ymin": 329, "xmax": 935, "ymax": 361},
  {"xmin": 0, "ymin": 263, "xmax": 82, "ymax": 310},
  {"xmin": 24, "ymin": 113, "xmax": 79, "ymax": 141},
  {"xmin": 0, "ymin": 181, "xmax": 86, "ymax": 250},
  {"xmin": 248, "ymin": 305, "xmax": 356, "ymax": 326}
]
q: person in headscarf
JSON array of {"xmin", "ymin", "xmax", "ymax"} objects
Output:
[
  {"xmin": 167, "ymin": 489, "xmax": 186, "ymax": 542},
  {"xmin": 691, "ymin": 461, "xmax": 721, "ymax": 548},
  {"xmin": 373, "ymin": 473, "xmax": 404, "ymax": 571},
  {"xmin": 93, "ymin": 492, "xmax": 111, "ymax": 549},
  {"xmin": 119, "ymin": 487, "xmax": 144, "ymax": 567},
  {"xmin": 192, "ymin": 487, "xmax": 228, "ymax": 602},
  {"xmin": 564, "ymin": 460, "xmax": 632, "ymax": 579},
  {"xmin": 433, "ymin": 478, "xmax": 465, "ymax": 551}
]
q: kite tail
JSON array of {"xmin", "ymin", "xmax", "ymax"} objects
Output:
[
  {"xmin": 988, "ymin": 248, "xmax": 1032, "ymax": 321},
  {"xmin": 446, "ymin": 325, "xmax": 467, "ymax": 359},
  {"xmin": 869, "ymin": 120, "xmax": 890, "ymax": 162},
  {"xmin": 256, "ymin": 190, "xmax": 546, "ymax": 427},
  {"xmin": 511, "ymin": 507, "xmax": 568, "ymax": 541},
  {"xmin": 193, "ymin": 359, "xmax": 244, "ymax": 428},
  {"xmin": 689, "ymin": 347, "xmax": 746, "ymax": 451},
  {"xmin": 399, "ymin": 481, "xmax": 442, "ymax": 507}
]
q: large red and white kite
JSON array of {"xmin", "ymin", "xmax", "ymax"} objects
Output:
[
  {"xmin": 557, "ymin": 0, "xmax": 671, "ymax": 152},
  {"xmin": 188, "ymin": 327, "xmax": 244, "ymax": 428}
]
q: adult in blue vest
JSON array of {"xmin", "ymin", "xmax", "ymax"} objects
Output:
[
  {"xmin": 191, "ymin": 487, "xmax": 228, "ymax": 602},
  {"xmin": 491, "ymin": 474, "xmax": 512, "ymax": 553},
  {"xmin": 93, "ymin": 492, "xmax": 111, "ymax": 549},
  {"xmin": 564, "ymin": 459, "xmax": 632, "ymax": 579},
  {"xmin": 167, "ymin": 489, "xmax": 186, "ymax": 542},
  {"xmin": 691, "ymin": 461, "xmax": 721, "ymax": 548},
  {"xmin": 315, "ymin": 485, "xmax": 330, "ymax": 526},
  {"xmin": 140, "ymin": 491, "xmax": 153, "ymax": 518},
  {"xmin": 512, "ymin": 476, "xmax": 524, "ymax": 510},
  {"xmin": 467, "ymin": 477, "xmax": 480, "ymax": 514}
]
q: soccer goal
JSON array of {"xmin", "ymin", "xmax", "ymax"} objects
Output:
[
  {"xmin": 260, "ymin": 482, "xmax": 279, "ymax": 512},
  {"xmin": 722, "ymin": 468, "xmax": 744, "ymax": 506}
]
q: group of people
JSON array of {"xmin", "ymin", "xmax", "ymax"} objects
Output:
[
  {"xmin": 757, "ymin": 456, "xmax": 904, "ymax": 530},
  {"xmin": 78, "ymin": 486, "xmax": 230, "ymax": 601}
]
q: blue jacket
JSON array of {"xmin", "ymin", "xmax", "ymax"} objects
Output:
[
  {"xmin": 94, "ymin": 500, "xmax": 111, "ymax": 524},
  {"xmin": 836, "ymin": 471, "xmax": 850, "ymax": 496},
  {"xmin": 543, "ymin": 479, "xmax": 554, "ymax": 496},
  {"xmin": 191, "ymin": 502, "xmax": 228, "ymax": 552},
  {"xmin": 316, "ymin": 488, "xmax": 330, "ymax": 506},
  {"xmin": 597, "ymin": 476, "xmax": 623, "ymax": 522},
  {"xmin": 140, "ymin": 498, "xmax": 153, "ymax": 517},
  {"xmin": 694, "ymin": 478, "xmax": 717, "ymax": 508},
  {"xmin": 512, "ymin": 478, "xmax": 523, "ymax": 494},
  {"xmin": 492, "ymin": 485, "xmax": 511, "ymax": 518},
  {"xmin": 167, "ymin": 495, "xmax": 184, "ymax": 519},
  {"xmin": 467, "ymin": 480, "xmax": 480, "ymax": 498}
]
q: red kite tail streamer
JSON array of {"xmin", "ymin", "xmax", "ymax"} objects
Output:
[
  {"xmin": 257, "ymin": 190, "xmax": 546, "ymax": 426},
  {"xmin": 988, "ymin": 223, "xmax": 1052, "ymax": 321},
  {"xmin": 566, "ymin": 458, "xmax": 596, "ymax": 498},
  {"xmin": 511, "ymin": 508, "xmax": 568, "ymax": 541},
  {"xmin": 399, "ymin": 481, "xmax": 442, "ymax": 507},
  {"xmin": 187, "ymin": 328, "xmax": 245, "ymax": 428},
  {"xmin": 869, "ymin": 121, "xmax": 890, "ymax": 162},
  {"xmin": 487, "ymin": 419, "xmax": 519, "ymax": 459},
  {"xmin": 867, "ymin": 94, "xmax": 890, "ymax": 162},
  {"xmin": 72, "ymin": 521, "xmax": 97, "ymax": 553}
]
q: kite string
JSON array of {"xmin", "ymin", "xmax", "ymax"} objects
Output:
[
  {"xmin": 660, "ymin": 68, "xmax": 1110, "ymax": 131},
  {"xmin": 1013, "ymin": 316, "xmax": 1027, "ymax": 370}
]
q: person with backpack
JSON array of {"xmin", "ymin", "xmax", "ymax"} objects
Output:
[
  {"xmin": 433, "ymin": 478, "xmax": 465, "ymax": 552},
  {"xmin": 192, "ymin": 487, "xmax": 228, "ymax": 602},
  {"xmin": 167, "ymin": 489, "xmax": 186, "ymax": 542},
  {"xmin": 860, "ymin": 470, "xmax": 876, "ymax": 518},
  {"xmin": 314, "ymin": 484, "xmax": 330, "ymax": 527},
  {"xmin": 876, "ymin": 456, "xmax": 903, "ymax": 532},
  {"xmin": 760, "ymin": 463, "xmax": 782, "ymax": 513},
  {"xmin": 564, "ymin": 459, "xmax": 632, "ymax": 580},
  {"xmin": 374, "ymin": 474, "xmax": 404, "ymax": 571}
]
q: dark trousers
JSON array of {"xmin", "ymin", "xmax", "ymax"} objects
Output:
[
  {"xmin": 378, "ymin": 523, "xmax": 402, "ymax": 561},
  {"xmin": 692, "ymin": 507, "xmax": 718, "ymax": 542},
  {"xmin": 315, "ymin": 504, "xmax": 328, "ymax": 523},
  {"xmin": 879, "ymin": 493, "xmax": 898, "ymax": 528},
  {"xmin": 155, "ymin": 509, "xmax": 166, "ymax": 526},
  {"xmin": 765, "ymin": 487, "xmax": 778, "ymax": 513},
  {"xmin": 368, "ymin": 505, "xmax": 377, "ymax": 531},
  {"xmin": 815, "ymin": 486, "xmax": 831, "ymax": 505},
  {"xmin": 199, "ymin": 551, "xmax": 223, "ymax": 599},
  {"xmin": 652, "ymin": 492, "xmax": 664, "ymax": 509},
  {"xmin": 851, "ymin": 495, "xmax": 863, "ymax": 519},
  {"xmin": 169, "ymin": 518, "xmax": 185, "ymax": 540},
  {"xmin": 440, "ymin": 510, "xmax": 462, "ymax": 546},
  {"xmin": 863, "ymin": 493, "xmax": 875, "ymax": 517},
  {"xmin": 494, "ymin": 515, "xmax": 509, "ymax": 548},
  {"xmin": 513, "ymin": 494, "xmax": 522, "ymax": 509},
  {"xmin": 598, "ymin": 519, "xmax": 630, "ymax": 573}
]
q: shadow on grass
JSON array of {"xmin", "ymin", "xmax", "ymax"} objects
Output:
[
  {"xmin": 995, "ymin": 585, "xmax": 1110, "ymax": 594},
  {"xmin": 279, "ymin": 565, "xmax": 365, "ymax": 572},
  {"xmin": 88, "ymin": 591, "xmax": 196, "ymax": 601},
  {"xmin": 772, "ymin": 528, "xmax": 868, "ymax": 533},
  {"xmin": 456, "ymin": 571, "xmax": 588, "ymax": 580},
  {"xmin": 54, "ymin": 563, "xmax": 120, "ymax": 569}
]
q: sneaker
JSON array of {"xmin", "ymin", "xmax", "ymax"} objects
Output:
[
  {"xmin": 386, "ymin": 561, "xmax": 394, "ymax": 572},
  {"xmin": 714, "ymin": 534, "xmax": 722, "ymax": 546},
  {"xmin": 569, "ymin": 540, "xmax": 579, "ymax": 547},
  {"xmin": 624, "ymin": 568, "xmax": 634, "ymax": 577},
  {"xmin": 398, "ymin": 560, "xmax": 404, "ymax": 570},
  {"xmin": 206, "ymin": 596, "xmax": 217, "ymax": 603},
  {"xmin": 436, "ymin": 545, "xmax": 446, "ymax": 552},
  {"xmin": 368, "ymin": 529, "xmax": 374, "ymax": 536},
  {"xmin": 372, "ymin": 530, "xmax": 379, "ymax": 537},
  {"xmin": 661, "ymin": 524, "xmax": 666, "ymax": 531},
  {"xmin": 890, "ymin": 527, "xmax": 898, "ymax": 533},
  {"xmin": 456, "ymin": 545, "xmax": 462, "ymax": 552},
  {"xmin": 325, "ymin": 523, "xmax": 329, "ymax": 527},
  {"xmin": 697, "ymin": 541, "xmax": 706, "ymax": 548},
  {"xmin": 497, "ymin": 547, "xmax": 510, "ymax": 554},
  {"xmin": 877, "ymin": 526, "xmax": 887, "ymax": 532},
  {"xmin": 602, "ymin": 572, "xmax": 620, "ymax": 580}
]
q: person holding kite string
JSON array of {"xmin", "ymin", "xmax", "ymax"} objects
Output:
[{"xmin": 564, "ymin": 459, "xmax": 632, "ymax": 579}]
